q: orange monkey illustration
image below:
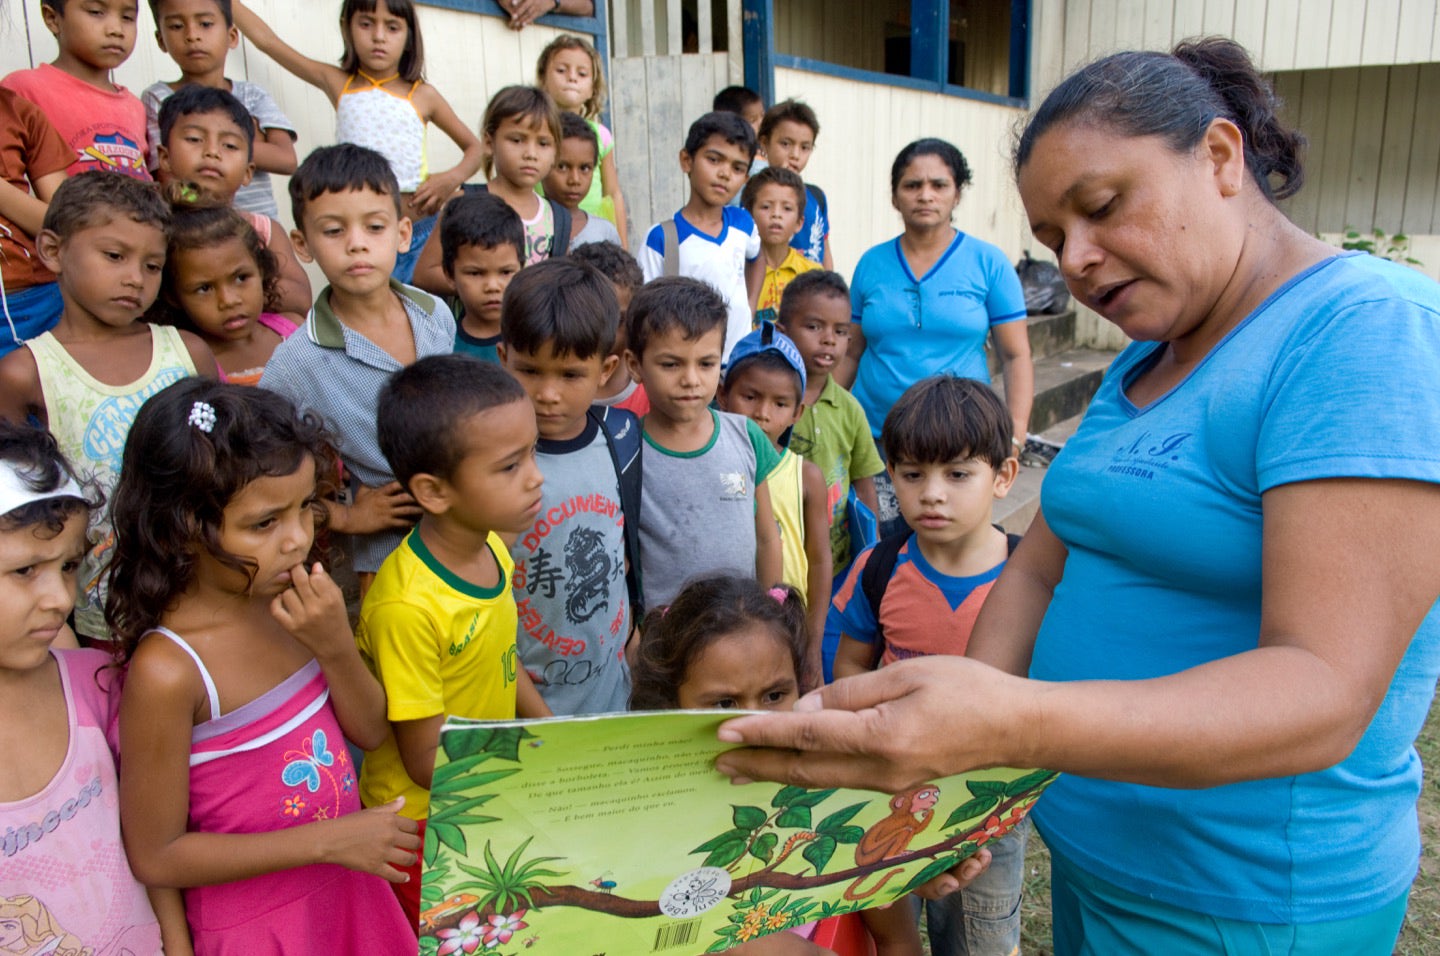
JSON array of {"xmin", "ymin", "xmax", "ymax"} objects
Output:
[{"xmin": 842, "ymin": 785, "xmax": 941, "ymax": 901}]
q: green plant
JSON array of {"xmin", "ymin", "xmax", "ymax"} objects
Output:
[{"xmin": 1340, "ymin": 227, "xmax": 1423, "ymax": 267}]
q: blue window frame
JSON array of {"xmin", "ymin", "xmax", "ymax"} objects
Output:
[{"xmin": 743, "ymin": 0, "xmax": 1030, "ymax": 109}]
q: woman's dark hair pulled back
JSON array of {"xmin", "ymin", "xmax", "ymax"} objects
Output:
[{"xmin": 1014, "ymin": 36, "xmax": 1305, "ymax": 201}]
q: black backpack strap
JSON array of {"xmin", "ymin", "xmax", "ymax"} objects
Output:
[
  {"xmin": 549, "ymin": 199, "xmax": 571, "ymax": 257},
  {"xmin": 1006, "ymin": 532, "xmax": 1023, "ymax": 555},
  {"xmin": 857, "ymin": 530, "xmax": 911, "ymax": 659},
  {"xmin": 590, "ymin": 405, "xmax": 644, "ymax": 618}
]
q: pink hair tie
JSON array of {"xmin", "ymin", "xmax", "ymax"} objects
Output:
[{"xmin": 768, "ymin": 587, "xmax": 788, "ymax": 603}]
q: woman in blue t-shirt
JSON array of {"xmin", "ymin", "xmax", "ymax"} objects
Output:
[
  {"xmin": 715, "ymin": 38, "xmax": 1440, "ymax": 955},
  {"xmin": 841, "ymin": 138, "xmax": 1032, "ymax": 535}
]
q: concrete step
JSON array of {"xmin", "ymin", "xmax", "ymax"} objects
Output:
[
  {"xmin": 986, "ymin": 310, "xmax": 1079, "ymax": 376},
  {"xmin": 995, "ymin": 347, "xmax": 1114, "ymax": 435},
  {"xmin": 994, "ymin": 411, "xmax": 1087, "ymax": 534}
]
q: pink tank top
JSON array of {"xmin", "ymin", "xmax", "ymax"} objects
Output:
[
  {"xmin": 0, "ymin": 649, "xmax": 161, "ymax": 953},
  {"xmin": 151, "ymin": 627, "xmax": 414, "ymax": 953}
]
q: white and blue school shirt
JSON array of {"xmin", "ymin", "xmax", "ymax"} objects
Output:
[
  {"xmin": 849, "ymin": 231, "xmax": 1026, "ymax": 436},
  {"xmin": 259, "ymin": 279, "xmax": 456, "ymax": 572},
  {"xmin": 639, "ymin": 207, "xmax": 761, "ymax": 363},
  {"xmin": 1030, "ymin": 253, "xmax": 1440, "ymax": 924}
]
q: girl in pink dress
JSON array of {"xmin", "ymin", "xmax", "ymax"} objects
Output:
[
  {"xmin": 0, "ymin": 422, "xmax": 165, "ymax": 955},
  {"xmin": 108, "ymin": 380, "xmax": 419, "ymax": 954}
]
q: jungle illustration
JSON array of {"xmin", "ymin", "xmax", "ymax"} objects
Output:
[{"xmin": 419, "ymin": 716, "xmax": 1056, "ymax": 955}]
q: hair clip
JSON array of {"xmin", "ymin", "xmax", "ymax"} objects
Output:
[
  {"xmin": 178, "ymin": 182, "xmax": 201, "ymax": 204},
  {"xmin": 768, "ymin": 587, "xmax": 789, "ymax": 603},
  {"xmin": 188, "ymin": 401, "xmax": 217, "ymax": 433}
]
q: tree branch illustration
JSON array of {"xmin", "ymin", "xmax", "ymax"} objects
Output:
[{"xmin": 426, "ymin": 788, "xmax": 1040, "ymax": 934}]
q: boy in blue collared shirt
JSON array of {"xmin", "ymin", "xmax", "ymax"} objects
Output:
[{"xmin": 260, "ymin": 144, "xmax": 455, "ymax": 590}]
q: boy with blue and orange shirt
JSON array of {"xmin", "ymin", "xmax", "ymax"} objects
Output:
[{"xmin": 831, "ymin": 375, "xmax": 1025, "ymax": 956}]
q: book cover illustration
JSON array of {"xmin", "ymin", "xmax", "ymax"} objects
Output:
[{"xmin": 418, "ymin": 711, "xmax": 1055, "ymax": 955}]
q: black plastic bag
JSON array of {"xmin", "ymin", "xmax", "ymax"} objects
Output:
[{"xmin": 1015, "ymin": 252, "xmax": 1071, "ymax": 315}]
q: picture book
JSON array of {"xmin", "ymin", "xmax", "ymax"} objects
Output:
[{"xmin": 419, "ymin": 711, "xmax": 1056, "ymax": 955}]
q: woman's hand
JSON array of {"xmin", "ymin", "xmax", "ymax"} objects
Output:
[
  {"xmin": 715, "ymin": 658, "xmax": 1030, "ymax": 792},
  {"xmin": 320, "ymin": 797, "xmax": 422, "ymax": 882}
]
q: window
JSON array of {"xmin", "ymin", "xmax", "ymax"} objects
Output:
[{"xmin": 751, "ymin": 0, "xmax": 1029, "ymax": 106}]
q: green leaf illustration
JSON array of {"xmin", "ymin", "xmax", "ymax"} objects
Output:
[
  {"xmin": 801, "ymin": 834, "xmax": 837, "ymax": 874},
  {"xmin": 1004, "ymin": 769, "xmax": 1059, "ymax": 797},
  {"xmin": 902, "ymin": 853, "xmax": 963, "ymax": 894},
  {"xmin": 776, "ymin": 805, "xmax": 812, "ymax": 829},
  {"xmin": 750, "ymin": 832, "xmax": 779, "ymax": 862},
  {"xmin": 694, "ymin": 827, "xmax": 753, "ymax": 853},
  {"xmin": 816, "ymin": 801, "xmax": 867, "ymax": 834},
  {"xmin": 942, "ymin": 795, "xmax": 1002, "ymax": 830},
  {"xmin": 964, "ymin": 779, "xmax": 1010, "ymax": 798},
  {"xmin": 430, "ymin": 820, "xmax": 468, "ymax": 858},
  {"xmin": 431, "ymin": 752, "xmax": 498, "ymax": 789},
  {"xmin": 830, "ymin": 825, "xmax": 864, "ymax": 845},
  {"xmin": 703, "ymin": 837, "xmax": 749, "ymax": 869},
  {"xmin": 787, "ymin": 788, "xmax": 838, "ymax": 808},
  {"xmin": 733, "ymin": 805, "xmax": 768, "ymax": 830},
  {"xmin": 772, "ymin": 785, "xmax": 807, "ymax": 808}
]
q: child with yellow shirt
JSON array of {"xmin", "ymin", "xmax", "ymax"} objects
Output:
[
  {"xmin": 741, "ymin": 166, "xmax": 819, "ymax": 327},
  {"xmin": 358, "ymin": 354, "xmax": 552, "ymax": 926}
]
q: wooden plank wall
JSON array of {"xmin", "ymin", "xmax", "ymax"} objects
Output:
[
  {"xmin": 1272, "ymin": 63, "xmax": 1440, "ymax": 241},
  {"xmin": 0, "ymin": 1, "xmax": 577, "ymax": 239},
  {"xmin": 1034, "ymin": 0, "xmax": 1440, "ymax": 99},
  {"xmin": 611, "ymin": 51, "xmax": 735, "ymax": 241},
  {"xmin": 608, "ymin": 0, "xmax": 742, "ymax": 243}
]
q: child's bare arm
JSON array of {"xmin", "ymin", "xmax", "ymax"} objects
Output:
[
  {"xmin": 833, "ymin": 634, "xmax": 879, "ymax": 681},
  {"xmin": 0, "ymin": 171, "xmax": 64, "ymax": 237},
  {"xmin": 252, "ymin": 126, "xmax": 297, "ymax": 176},
  {"xmin": 265, "ymin": 224, "xmax": 313, "ymax": 315},
  {"xmin": 745, "ymin": 254, "xmax": 764, "ymax": 317},
  {"xmin": 800, "ymin": 460, "xmax": 832, "ymax": 683},
  {"xmin": 725, "ymin": 934, "xmax": 832, "ymax": 955},
  {"xmin": 409, "ymin": 216, "xmax": 454, "ymax": 296},
  {"xmin": 754, "ymin": 481, "xmax": 783, "ymax": 588},
  {"xmin": 176, "ymin": 331, "xmax": 220, "ymax": 380},
  {"xmin": 121, "ymin": 637, "xmax": 420, "ymax": 888},
  {"xmin": 231, "ymin": 2, "xmax": 348, "ymax": 103},
  {"xmin": 598, "ymin": 149, "xmax": 628, "ymax": 249},
  {"xmin": 392, "ymin": 713, "xmax": 446, "ymax": 790},
  {"xmin": 410, "ymin": 86, "xmax": 483, "ymax": 217},
  {"xmin": 148, "ymin": 888, "xmax": 193, "ymax": 956},
  {"xmin": 821, "ymin": 234, "xmax": 833, "ymax": 272},
  {"xmin": 0, "ymin": 348, "xmax": 44, "ymax": 423},
  {"xmin": 515, "ymin": 666, "xmax": 552, "ymax": 719},
  {"xmin": 271, "ymin": 562, "xmax": 390, "ymax": 750}
]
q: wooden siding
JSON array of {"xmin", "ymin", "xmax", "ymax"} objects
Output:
[
  {"xmin": 611, "ymin": 52, "xmax": 737, "ymax": 240},
  {"xmin": 1035, "ymin": 0, "xmax": 1440, "ymax": 96},
  {"xmin": 772, "ymin": 66, "xmax": 1033, "ymax": 278},
  {"xmin": 0, "ymin": 1, "xmax": 579, "ymax": 237},
  {"xmin": 1273, "ymin": 63, "xmax": 1440, "ymax": 240}
]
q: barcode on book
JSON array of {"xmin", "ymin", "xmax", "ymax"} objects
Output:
[{"xmin": 653, "ymin": 919, "xmax": 702, "ymax": 950}]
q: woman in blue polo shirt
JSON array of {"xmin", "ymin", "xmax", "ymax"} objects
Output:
[
  {"xmin": 841, "ymin": 138, "xmax": 1032, "ymax": 448},
  {"xmin": 716, "ymin": 38, "xmax": 1440, "ymax": 956}
]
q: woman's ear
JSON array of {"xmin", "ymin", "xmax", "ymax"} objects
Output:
[{"xmin": 1204, "ymin": 118, "xmax": 1247, "ymax": 198}]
